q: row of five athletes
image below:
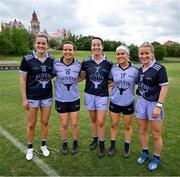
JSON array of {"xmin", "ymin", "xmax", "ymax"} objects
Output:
[{"xmin": 20, "ymin": 34, "xmax": 168, "ymax": 171}]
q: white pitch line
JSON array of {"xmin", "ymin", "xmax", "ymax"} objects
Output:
[{"xmin": 0, "ymin": 127, "xmax": 59, "ymax": 177}]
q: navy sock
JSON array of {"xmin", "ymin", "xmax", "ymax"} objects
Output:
[
  {"xmin": 99, "ymin": 140, "xmax": 105, "ymax": 149},
  {"xmin": 73, "ymin": 140, "xmax": 78, "ymax": 147},
  {"xmin": 28, "ymin": 143, "xmax": 33, "ymax": 149},
  {"xmin": 153, "ymin": 154, "xmax": 160, "ymax": 160},
  {"xmin": 111, "ymin": 140, "xmax": 116, "ymax": 148},
  {"xmin": 41, "ymin": 140, "xmax": 46, "ymax": 146},
  {"xmin": 62, "ymin": 140, "xmax": 67, "ymax": 147},
  {"xmin": 93, "ymin": 136, "xmax": 98, "ymax": 143},
  {"xmin": 124, "ymin": 141, "xmax": 130, "ymax": 151},
  {"xmin": 143, "ymin": 148, "xmax": 149, "ymax": 155}
]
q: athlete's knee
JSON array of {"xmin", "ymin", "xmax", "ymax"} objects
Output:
[
  {"xmin": 98, "ymin": 121, "xmax": 105, "ymax": 128},
  {"xmin": 152, "ymin": 130, "xmax": 161, "ymax": 140},
  {"xmin": 28, "ymin": 122, "xmax": 36, "ymax": 130},
  {"xmin": 41, "ymin": 120, "xmax": 49, "ymax": 127},
  {"xmin": 124, "ymin": 124, "xmax": 132, "ymax": 131},
  {"xmin": 71, "ymin": 122, "xmax": 79, "ymax": 129},
  {"xmin": 139, "ymin": 126, "xmax": 147, "ymax": 134},
  {"xmin": 61, "ymin": 124, "xmax": 68, "ymax": 130},
  {"xmin": 111, "ymin": 122, "xmax": 119, "ymax": 129}
]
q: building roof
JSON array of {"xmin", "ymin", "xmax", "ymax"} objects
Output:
[
  {"xmin": 31, "ymin": 11, "xmax": 39, "ymax": 22},
  {"xmin": 1, "ymin": 19, "xmax": 24, "ymax": 29},
  {"xmin": 164, "ymin": 40, "xmax": 179, "ymax": 46}
]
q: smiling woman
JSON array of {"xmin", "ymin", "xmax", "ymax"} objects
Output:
[
  {"xmin": 19, "ymin": 33, "xmax": 55, "ymax": 161},
  {"xmin": 80, "ymin": 37, "xmax": 113, "ymax": 158},
  {"xmin": 53, "ymin": 41, "xmax": 82, "ymax": 155},
  {"xmin": 136, "ymin": 42, "xmax": 169, "ymax": 171}
]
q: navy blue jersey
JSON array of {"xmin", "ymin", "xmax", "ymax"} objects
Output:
[
  {"xmin": 81, "ymin": 55, "xmax": 113, "ymax": 96},
  {"xmin": 109, "ymin": 63, "xmax": 138, "ymax": 106},
  {"xmin": 53, "ymin": 58, "xmax": 81, "ymax": 102},
  {"xmin": 20, "ymin": 51, "xmax": 54, "ymax": 100},
  {"xmin": 136, "ymin": 60, "xmax": 168, "ymax": 101}
]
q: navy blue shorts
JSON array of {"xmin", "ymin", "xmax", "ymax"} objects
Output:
[
  {"xmin": 109, "ymin": 101, "xmax": 134, "ymax": 115},
  {"xmin": 55, "ymin": 99, "xmax": 80, "ymax": 113}
]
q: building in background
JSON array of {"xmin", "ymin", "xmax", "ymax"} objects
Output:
[
  {"xmin": 50, "ymin": 28, "xmax": 70, "ymax": 40},
  {"xmin": 164, "ymin": 40, "xmax": 179, "ymax": 46},
  {"xmin": 1, "ymin": 11, "xmax": 69, "ymax": 40},
  {"xmin": 1, "ymin": 19, "xmax": 24, "ymax": 30},
  {"xmin": 30, "ymin": 11, "xmax": 40, "ymax": 36}
]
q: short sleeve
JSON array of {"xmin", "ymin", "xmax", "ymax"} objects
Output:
[
  {"xmin": 19, "ymin": 57, "xmax": 28, "ymax": 73},
  {"xmin": 158, "ymin": 65, "xmax": 168, "ymax": 86},
  {"xmin": 109, "ymin": 70, "xmax": 113, "ymax": 80},
  {"xmin": 81, "ymin": 60, "xmax": 86, "ymax": 71},
  {"xmin": 52, "ymin": 60, "xmax": 57, "ymax": 75}
]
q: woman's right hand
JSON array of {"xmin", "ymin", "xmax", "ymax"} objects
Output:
[{"xmin": 22, "ymin": 99, "xmax": 29, "ymax": 110}]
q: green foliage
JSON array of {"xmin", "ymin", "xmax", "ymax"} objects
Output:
[
  {"xmin": 27, "ymin": 32, "xmax": 36, "ymax": 50},
  {"xmin": 104, "ymin": 40, "xmax": 122, "ymax": 51},
  {"xmin": 165, "ymin": 44, "xmax": 180, "ymax": 57},
  {"xmin": 76, "ymin": 35, "xmax": 92, "ymax": 50},
  {"xmin": 1, "ymin": 29, "xmax": 179, "ymax": 59},
  {"xmin": 1, "ymin": 28, "xmax": 180, "ymax": 61},
  {"xmin": 152, "ymin": 41, "xmax": 166, "ymax": 60},
  {"xmin": 129, "ymin": 44, "xmax": 138, "ymax": 61},
  {"xmin": 49, "ymin": 39, "xmax": 61, "ymax": 49},
  {"xmin": 11, "ymin": 28, "xmax": 29, "ymax": 55},
  {"xmin": 0, "ymin": 28, "xmax": 29, "ymax": 55},
  {"xmin": 0, "ymin": 28, "xmax": 14, "ymax": 55},
  {"xmin": 64, "ymin": 33, "xmax": 123, "ymax": 51}
]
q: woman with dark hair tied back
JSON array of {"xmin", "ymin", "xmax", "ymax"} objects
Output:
[
  {"xmin": 136, "ymin": 42, "xmax": 168, "ymax": 171},
  {"xmin": 80, "ymin": 37, "xmax": 113, "ymax": 158},
  {"xmin": 20, "ymin": 34, "xmax": 54, "ymax": 160},
  {"xmin": 53, "ymin": 41, "xmax": 81, "ymax": 155}
]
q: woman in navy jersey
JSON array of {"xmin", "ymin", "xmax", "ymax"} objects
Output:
[
  {"xmin": 136, "ymin": 42, "xmax": 168, "ymax": 171},
  {"xmin": 53, "ymin": 41, "xmax": 81, "ymax": 155},
  {"xmin": 20, "ymin": 34, "xmax": 54, "ymax": 160},
  {"xmin": 108, "ymin": 45, "xmax": 138, "ymax": 158},
  {"xmin": 80, "ymin": 37, "xmax": 112, "ymax": 158}
]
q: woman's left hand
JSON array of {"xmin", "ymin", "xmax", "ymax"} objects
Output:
[{"xmin": 152, "ymin": 106, "xmax": 161, "ymax": 118}]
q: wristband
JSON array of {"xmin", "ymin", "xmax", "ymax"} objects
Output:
[{"xmin": 156, "ymin": 102, "xmax": 163, "ymax": 108}]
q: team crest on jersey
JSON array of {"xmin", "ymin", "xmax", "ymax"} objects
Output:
[
  {"xmin": 89, "ymin": 73, "xmax": 104, "ymax": 89},
  {"xmin": 41, "ymin": 65, "xmax": 47, "ymax": 72},
  {"xmin": 59, "ymin": 76, "xmax": 76, "ymax": 91},
  {"xmin": 138, "ymin": 83, "xmax": 149, "ymax": 96},
  {"xmin": 89, "ymin": 66, "xmax": 104, "ymax": 89},
  {"xmin": 116, "ymin": 80, "xmax": 130, "ymax": 95},
  {"xmin": 35, "ymin": 73, "xmax": 51, "ymax": 88}
]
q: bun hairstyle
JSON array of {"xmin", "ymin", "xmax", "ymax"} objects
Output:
[
  {"xmin": 116, "ymin": 45, "xmax": 129, "ymax": 55},
  {"xmin": 139, "ymin": 42, "xmax": 154, "ymax": 53}
]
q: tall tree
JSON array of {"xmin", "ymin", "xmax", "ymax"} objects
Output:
[
  {"xmin": 152, "ymin": 41, "xmax": 166, "ymax": 60},
  {"xmin": 11, "ymin": 28, "xmax": 29, "ymax": 55},
  {"xmin": 0, "ymin": 28, "xmax": 14, "ymax": 55}
]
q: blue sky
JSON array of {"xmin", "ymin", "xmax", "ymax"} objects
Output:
[{"xmin": 0, "ymin": 0, "xmax": 179, "ymax": 45}]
